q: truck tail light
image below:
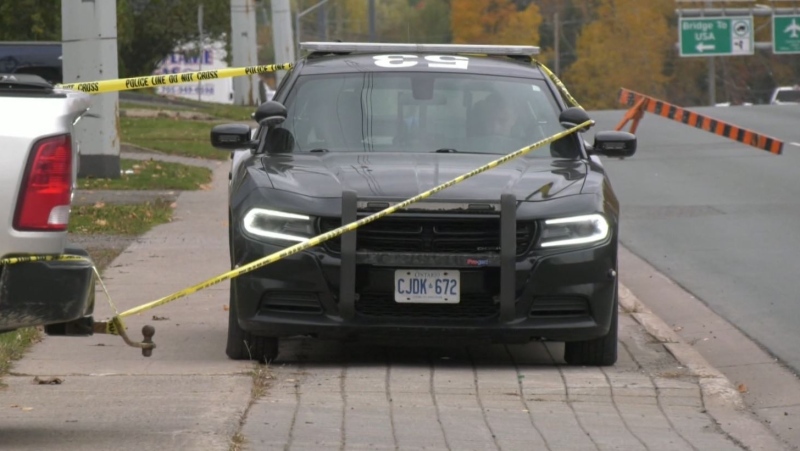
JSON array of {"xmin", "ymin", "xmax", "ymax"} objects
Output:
[{"xmin": 14, "ymin": 134, "xmax": 73, "ymax": 231}]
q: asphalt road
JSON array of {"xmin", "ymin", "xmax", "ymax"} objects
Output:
[{"xmin": 589, "ymin": 104, "xmax": 800, "ymax": 375}]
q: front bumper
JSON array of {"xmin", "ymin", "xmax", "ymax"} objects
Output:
[
  {"xmin": 0, "ymin": 246, "xmax": 95, "ymax": 333},
  {"xmin": 232, "ymin": 195, "xmax": 618, "ymax": 344}
]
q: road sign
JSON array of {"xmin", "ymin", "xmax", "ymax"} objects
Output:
[
  {"xmin": 773, "ymin": 15, "xmax": 800, "ymax": 54},
  {"xmin": 679, "ymin": 16, "xmax": 754, "ymax": 57}
]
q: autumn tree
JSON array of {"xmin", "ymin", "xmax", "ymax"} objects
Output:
[
  {"xmin": 450, "ymin": 0, "xmax": 542, "ymax": 46},
  {"xmin": 562, "ymin": 0, "xmax": 673, "ymax": 109}
]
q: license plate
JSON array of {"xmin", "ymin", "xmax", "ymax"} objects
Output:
[{"xmin": 394, "ymin": 269, "xmax": 460, "ymax": 304}]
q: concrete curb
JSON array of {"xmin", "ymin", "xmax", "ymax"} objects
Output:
[{"xmin": 619, "ymin": 283, "xmax": 790, "ymax": 451}]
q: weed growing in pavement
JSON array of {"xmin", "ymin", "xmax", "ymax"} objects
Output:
[
  {"xmin": 228, "ymin": 431, "xmax": 245, "ymax": 451},
  {"xmin": 228, "ymin": 363, "xmax": 274, "ymax": 451},
  {"xmin": 250, "ymin": 363, "xmax": 274, "ymax": 401},
  {"xmin": 0, "ymin": 328, "xmax": 41, "ymax": 383}
]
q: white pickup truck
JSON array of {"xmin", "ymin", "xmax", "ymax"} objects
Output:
[{"xmin": 0, "ymin": 73, "xmax": 96, "ymax": 336}]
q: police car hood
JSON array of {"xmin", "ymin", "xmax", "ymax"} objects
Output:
[{"xmin": 262, "ymin": 153, "xmax": 587, "ymax": 202}]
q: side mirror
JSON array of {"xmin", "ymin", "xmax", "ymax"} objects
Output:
[
  {"xmin": 592, "ymin": 131, "xmax": 636, "ymax": 158},
  {"xmin": 254, "ymin": 100, "xmax": 287, "ymax": 126},
  {"xmin": 559, "ymin": 107, "xmax": 593, "ymax": 131},
  {"xmin": 210, "ymin": 123, "xmax": 254, "ymax": 151}
]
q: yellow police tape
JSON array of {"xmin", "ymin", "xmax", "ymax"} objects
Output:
[
  {"xmin": 55, "ymin": 63, "xmax": 294, "ymax": 94},
  {"xmin": 113, "ymin": 119, "xmax": 592, "ymax": 322},
  {"xmin": 53, "ymin": 56, "xmax": 578, "ymax": 109},
  {"xmin": 534, "ymin": 60, "xmax": 582, "ymax": 110},
  {"xmin": 0, "ymin": 254, "xmax": 87, "ymax": 265}
]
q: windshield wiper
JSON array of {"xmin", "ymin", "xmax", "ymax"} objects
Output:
[
  {"xmin": 0, "ymin": 74, "xmax": 52, "ymax": 91},
  {"xmin": 433, "ymin": 148, "xmax": 459, "ymax": 153}
]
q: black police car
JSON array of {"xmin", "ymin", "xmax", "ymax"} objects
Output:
[{"xmin": 210, "ymin": 43, "xmax": 636, "ymax": 366}]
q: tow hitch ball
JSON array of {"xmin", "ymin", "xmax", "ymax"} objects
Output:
[{"xmin": 93, "ymin": 320, "xmax": 156, "ymax": 357}]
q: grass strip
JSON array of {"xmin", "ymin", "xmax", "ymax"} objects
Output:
[
  {"xmin": 121, "ymin": 116, "xmax": 233, "ymax": 160},
  {"xmin": 78, "ymin": 158, "xmax": 212, "ymax": 191},
  {"xmin": 120, "ymin": 99, "xmax": 254, "ymax": 121},
  {"xmin": 69, "ymin": 199, "xmax": 174, "ymax": 236}
]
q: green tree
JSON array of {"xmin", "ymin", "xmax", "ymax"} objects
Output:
[
  {"xmin": 117, "ymin": 0, "xmax": 230, "ymax": 77},
  {"xmin": 0, "ymin": 0, "xmax": 61, "ymax": 41},
  {"xmin": 0, "ymin": 0, "xmax": 231, "ymax": 79}
]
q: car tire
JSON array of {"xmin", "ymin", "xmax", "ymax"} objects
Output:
[
  {"xmin": 563, "ymin": 288, "xmax": 618, "ymax": 366},
  {"xmin": 225, "ymin": 282, "xmax": 279, "ymax": 363}
]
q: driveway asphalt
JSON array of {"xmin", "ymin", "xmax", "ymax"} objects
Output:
[{"xmin": 0, "ymin": 148, "xmax": 792, "ymax": 450}]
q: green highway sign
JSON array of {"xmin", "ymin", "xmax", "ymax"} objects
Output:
[
  {"xmin": 773, "ymin": 15, "xmax": 800, "ymax": 54},
  {"xmin": 679, "ymin": 16, "xmax": 754, "ymax": 57}
]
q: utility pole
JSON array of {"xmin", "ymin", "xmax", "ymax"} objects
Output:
[
  {"xmin": 61, "ymin": 0, "xmax": 120, "ymax": 178},
  {"xmin": 554, "ymin": 12, "xmax": 560, "ymax": 76},
  {"xmin": 317, "ymin": 4, "xmax": 327, "ymax": 40},
  {"xmin": 709, "ymin": 57, "xmax": 716, "ymax": 106},
  {"xmin": 230, "ymin": 0, "xmax": 259, "ymax": 105},
  {"xmin": 198, "ymin": 3, "xmax": 203, "ymax": 102},
  {"xmin": 295, "ymin": 1, "xmax": 329, "ymax": 56},
  {"xmin": 705, "ymin": 1, "xmax": 716, "ymax": 106},
  {"xmin": 272, "ymin": 0, "xmax": 296, "ymax": 86},
  {"xmin": 369, "ymin": 0, "xmax": 377, "ymax": 41}
]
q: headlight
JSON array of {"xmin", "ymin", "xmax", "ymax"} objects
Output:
[
  {"xmin": 539, "ymin": 214, "xmax": 609, "ymax": 248},
  {"xmin": 243, "ymin": 208, "xmax": 313, "ymax": 243}
]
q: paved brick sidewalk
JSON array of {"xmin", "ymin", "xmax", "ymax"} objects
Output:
[{"xmin": 241, "ymin": 312, "xmax": 778, "ymax": 451}]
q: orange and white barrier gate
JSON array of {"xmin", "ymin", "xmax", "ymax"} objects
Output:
[{"xmin": 616, "ymin": 88, "xmax": 784, "ymax": 155}]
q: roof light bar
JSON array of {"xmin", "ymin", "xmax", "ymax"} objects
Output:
[{"xmin": 300, "ymin": 42, "xmax": 540, "ymax": 56}]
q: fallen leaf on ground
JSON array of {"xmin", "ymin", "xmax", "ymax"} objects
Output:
[
  {"xmin": 737, "ymin": 383, "xmax": 748, "ymax": 393},
  {"xmin": 152, "ymin": 315, "xmax": 169, "ymax": 321},
  {"xmin": 9, "ymin": 404, "xmax": 19, "ymax": 408},
  {"xmin": 93, "ymin": 202, "xmax": 105, "ymax": 209},
  {"xmin": 32, "ymin": 376, "xmax": 63, "ymax": 385},
  {"xmin": 94, "ymin": 219, "xmax": 108, "ymax": 226},
  {"xmin": 223, "ymin": 305, "xmax": 229, "ymax": 311},
  {"xmin": 170, "ymin": 202, "xmax": 178, "ymax": 209}
]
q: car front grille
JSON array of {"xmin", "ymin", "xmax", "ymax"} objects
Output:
[
  {"xmin": 356, "ymin": 293, "xmax": 499, "ymax": 320},
  {"xmin": 318, "ymin": 216, "xmax": 536, "ymax": 255}
]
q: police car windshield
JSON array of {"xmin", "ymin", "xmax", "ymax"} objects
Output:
[{"xmin": 279, "ymin": 71, "xmax": 568, "ymax": 156}]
